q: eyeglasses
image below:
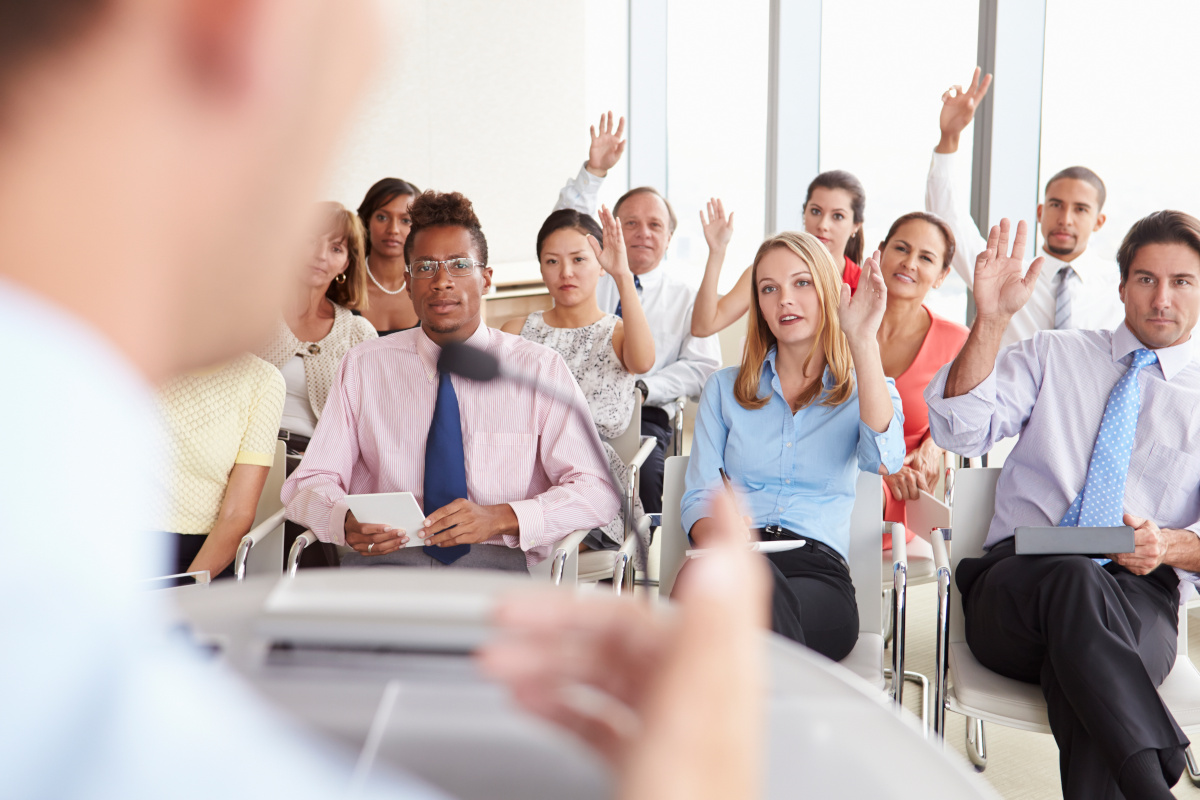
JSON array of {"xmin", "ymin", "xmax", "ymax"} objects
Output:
[{"xmin": 406, "ymin": 258, "xmax": 485, "ymax": 279}]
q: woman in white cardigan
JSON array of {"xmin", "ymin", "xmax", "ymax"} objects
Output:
[
  {"xmin": 258, "ymin": 202, "xmax": 377, "ymax": 566},
  {"xmin": 259, "ymin": 201, "xmax": 378, "ymax": 450}
]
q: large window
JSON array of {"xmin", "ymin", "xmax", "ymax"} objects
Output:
[
  {"xmin": 665, "ymin": 0, "xmax": 770, "ymax": 290},
  {"xmin": 1040, "ymin": 0, "xmax": 1200, "ymax": 263},
  {"xmin": 819, "ymin": 1, "xmax": 979, "ymax": 323}
]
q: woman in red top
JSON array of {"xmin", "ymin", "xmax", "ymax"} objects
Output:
[
  {"xmin": 692, "ymin": 171, "xmax": 868, "ymax": 336},
  {"xmin": 875, "ymin": 212, "xmax": 968, "ymax": 548}
]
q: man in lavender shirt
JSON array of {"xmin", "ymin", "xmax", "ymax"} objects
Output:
[{"xmin": 925, "ymin": 213, "xmax": 1200, "ymax": 799}]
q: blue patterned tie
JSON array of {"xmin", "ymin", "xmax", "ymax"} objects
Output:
[
  {"xmin": 1058, "ymin": 349, "xmax": 1159, "ymax": 538},
  {"xmin": 614, "ymin": 274, "xmax": 642, "ymax": 318},
  {"xmin": 423, "ymin": 372, "xmax": 470, "ymax": 565}
]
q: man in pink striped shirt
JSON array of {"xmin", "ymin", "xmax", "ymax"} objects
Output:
[{"xmin": 282, "ymin": 191, "xmax": 619, "ymax": 570}]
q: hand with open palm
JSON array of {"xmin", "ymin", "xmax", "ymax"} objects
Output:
[
  {"xmin": 838, "ymin": 250, "xmax": 887, "ymax": 349},
  {"xmin": 589, "ymin": 205, "xmax": 631, "ymax": 281},
  {"xmin": 972, "ymin": 218, "xmax": 1044, "ymax": 322},
  {"xmin": 700, "ymin": 198, "xmax": 734, "ymax": 254},
  {"xmin": 586, "ymin": 111, "xmax": 626, "ymax": 177}
]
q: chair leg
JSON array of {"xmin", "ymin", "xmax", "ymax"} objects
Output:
[
  {"xmin": 882, "ymin": 588, "xmax": 894, "ymax": 646},
  {"xmin": 906, "ymin": 671, "xmax": 929, "ymax": 739},
  {"xmin": 965, "ymin": 717, "xmax": 987, "ymax": 772},
  {"xmin": 883, "ymin": 669, "xmax": 931, "ymax": 740},
  {"xmin": 1186, "ymin": 745, "xmax": 1200, "ymax": 787}
]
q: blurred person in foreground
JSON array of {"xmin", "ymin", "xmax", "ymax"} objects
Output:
[{"xmin": 0, "ymin": 1, "xmax": 768, "ymax": 799}]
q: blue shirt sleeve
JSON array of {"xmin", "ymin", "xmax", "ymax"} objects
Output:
[
  {"xmin": 856, "ymin": 376, "xmax": 906, "ymax": 475},
  {"xmin": 681, "ymin": 373, "xmax": 730, "ymax": 535}
]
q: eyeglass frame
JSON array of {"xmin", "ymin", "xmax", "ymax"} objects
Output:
[{"xmin": 405, "ymin": 257, "xmax": 487, "ymax": 279}]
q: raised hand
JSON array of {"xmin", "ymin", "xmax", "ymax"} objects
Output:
[
  {"xmin": 971, "ymin": 219, "xmax": 1043, "ymax": 320},
  {"xmin": 586, "ymin": 111, "xmax": 626, "ymax": 177},
  {"xmin": 937, "ymin": 66, "xmax": 992, "ymax": 151},
  {"xmin": 838, "ymin": 250, "xmax": 887, "ymax": 349},
  {"xmin": 588, "ymin": 205, "xmax": 632, "ymax": 279},
  {"xmin": 699, "ymin": 198, "xmax": 734, "ymax": 254}
]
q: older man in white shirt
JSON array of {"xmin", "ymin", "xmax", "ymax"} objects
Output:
[
  {"xmin": 555, "ymin": 114, "xmax": 722, "ymax": 512},
  {"xmin": 926, "ymin": 68, "xmax": 1125, "ymax": 348}
]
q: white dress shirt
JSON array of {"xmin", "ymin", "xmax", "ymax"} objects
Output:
[
  {"xmin": 924, "ymin": 323, "xmax": 1200, "ymax": 591},
  {"xmin": 925, "ymin": 150, "xmax": 1126, "ymax": 347},
  {"xmin": 0, "ymin": 279, "xmax": 441, "ymax": 799},
  {"xmin": 555, "ymin": 164, "xmax": 722, "ymax": 410}
]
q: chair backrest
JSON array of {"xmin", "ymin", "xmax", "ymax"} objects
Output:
[
  {"xmin": 605, "ymin": 393, "xmax": 644, "ymax": 465},
  {"xmin": 946, "ymin": 465, "xmax": 1190, "ymax": 653},
  {"xmin": 660, "ymin": 459, "xmax": 883, "ymax": 639},
  {"xmin": 946, "ymin": 467, "xmax": 1000, "ymax": 643},
  {"xmin": 659, "ymin": 455, "xmax": 690, "ymax": 599},
  {"xmin": 848, "ymin": 472, "xmax": 884, "ymax": 636},
  {"xmin": 247, "ymin": 439, "xmax": 288, "ymax": 576}
]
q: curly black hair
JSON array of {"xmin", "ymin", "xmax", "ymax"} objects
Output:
[{"xmin": 403, "ymin": 190, "xmax": 488, "ymax": 267}]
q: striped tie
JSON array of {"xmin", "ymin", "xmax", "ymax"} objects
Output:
[{"xmin": 1054, "ymin": 266, "xmax": 1076, "ymax": 330}]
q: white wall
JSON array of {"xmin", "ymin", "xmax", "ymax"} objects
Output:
[{"xmin": 324, "ymin": 0, "xmax": 614, "ymax": 282}]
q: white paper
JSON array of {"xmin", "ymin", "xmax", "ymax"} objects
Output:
[
  {"xmin": 685, "ymin": 540, "xmax": 806, "ymax": 558},
  {"xmin": 345, "ymin": 492, "xmax": 428, "ymax": 548}
]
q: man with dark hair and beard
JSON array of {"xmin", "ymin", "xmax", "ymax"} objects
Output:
[{"xmin": 925, "ymin": 67, "xmax": 1124, "ymax": 346}]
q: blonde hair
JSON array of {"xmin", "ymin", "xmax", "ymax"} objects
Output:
[
  {"xmin": 734, "ymin": 231, "xmax": 855, "ymax": 411},
  {"xmin": 317, "ymin": 201, "xmax": 370, "ymax": 311}
]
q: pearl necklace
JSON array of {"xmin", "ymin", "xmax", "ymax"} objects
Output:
[{"xmin": 366, "ymin": 262, "xmax": 406, "ymax": 296}]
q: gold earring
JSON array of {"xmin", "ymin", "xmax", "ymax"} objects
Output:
[{"xmin": 335, "ymin": 272, "xmax": 347, "ymax": 284}]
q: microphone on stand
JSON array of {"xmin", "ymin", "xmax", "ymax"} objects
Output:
[{"xmin": 436, "ymin": 339, "xmax": 646, "ymax": 581}]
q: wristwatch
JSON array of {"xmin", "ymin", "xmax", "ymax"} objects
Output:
[{"xmin": 635, "ymin": 380, "xmax": 649, "ymax": 402}]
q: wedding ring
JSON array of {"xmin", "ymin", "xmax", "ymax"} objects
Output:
[{"xmin": 368, "ymin": 542, "xmax": 375, "ymax": 553}]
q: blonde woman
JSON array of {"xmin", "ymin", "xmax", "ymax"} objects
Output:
[{"xmin": 681, "ymin": 232, "xmax": 904, "ymax": 659}]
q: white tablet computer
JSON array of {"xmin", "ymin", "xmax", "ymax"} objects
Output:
[
  {"xmin": 345, "ymin": 492, "xmax": 428, "ymax": 548},
  {"xmin": 1014, "ymin": 525, "xmax": 1134, "ymax": 556}
]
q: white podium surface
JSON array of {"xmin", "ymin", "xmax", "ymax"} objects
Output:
[{"xmin": 167, "ymin": 570, "xmax": 998, "ymax": 800}]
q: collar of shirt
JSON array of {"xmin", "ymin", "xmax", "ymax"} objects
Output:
[
  {"xmin": 413, "ymin": 319, "xmax": 491, "ymax": 382},
  {"xmin": 764, "ymin": 347, "xmax": 834, "ymax": 397},
  {"xmin": 1110, "ymin": 321, "xmax": 1196, "ymax": 381},
  {"xmin": 1040, "ymin": 248, "xmax": 1105, "ymax": 286},
  {"xmin": 632, "ymin": 264, "xmax": 665, "ymax": 291}
]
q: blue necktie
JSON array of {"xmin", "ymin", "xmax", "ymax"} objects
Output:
[
  {"xmin": 1058, "ymin": 349, "xmax": 1159, "ymax": 537},
  {"xmin": 423, "ymin": 372, "xmax": 470, "ymax": 565},
  {"xmin": 614, "ymin": 274, "xmax": 642, "ymax": 318}
]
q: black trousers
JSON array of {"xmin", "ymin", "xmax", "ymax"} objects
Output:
[
  {"xmin": 767, "ymin": 545, "xmax": 859, "ymax": 662},
  {"xmin": 639, "ymin": 406, "xmax": 672, "ymax": 515},
  {"xmin": 170, "ymin": 533, "xmax": 234, "ymax": 581},
  {"xmin": 281, "ymin": 437, "xmax": 340, "ymax": 570},
  {"xmin": 958, "ymin": 539, "xmax": 1188, "ymax": 799}
]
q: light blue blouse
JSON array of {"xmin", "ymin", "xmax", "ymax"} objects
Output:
[{"xmin": 681, "ymin": 349, "xmax": 905, "ymax": 559}]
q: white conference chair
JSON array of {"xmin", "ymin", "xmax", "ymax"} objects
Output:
[
  {"xmin": 654, "ymin": 456, "xmax": 911, "ymax": 710},
  {"xmin": 592, "ymin": 393, "xmax": 658, "ymax": 593},
  {"xmin": 932, "ymin": 466, "xmax": 1200, "ymax": 783},
  {"xmin": 233, "ymin": 438, "xmax": 289, "ymax": 581},
  {"xmin": 288, "ymin": 526, "xmax": 596, "ymax": 588}
]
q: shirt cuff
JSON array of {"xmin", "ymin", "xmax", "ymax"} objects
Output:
[
  {"xmin": 925, "ymin": 364, "xmax": 999, "ymax": 437},
  {"xmin": 680, "ymin": 491, "xmax": 716, "ymax": 537},
  {"xmin": 234, "ymin": 450, "xmax": 274, "ymax": 467},
  {"xmin": 576, "ymin": 162, "xmax": 605, "ymax": 190},
  {"xmin": 505, "ymin": 499, "xmax": 539, "ymax": 551},
  {"xmin": 325, "ymin": 499, "xmax": 350, "ymax": 546},
  {"xmin": 863, "ymin": 412, "xmax": 906, "ymax": 474}
]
